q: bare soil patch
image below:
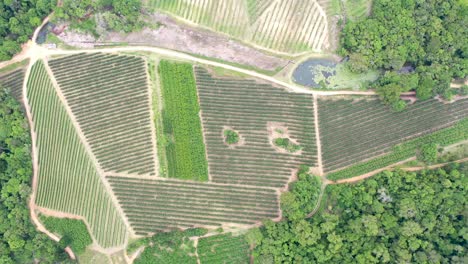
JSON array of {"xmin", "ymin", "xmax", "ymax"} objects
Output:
[{"xmin": 55, "ymin": 13, "xmax": 287, "ymax": 71}]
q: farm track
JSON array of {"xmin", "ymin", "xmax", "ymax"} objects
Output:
[
  {"xmin": 41, "ymin": 60, "xmax": 134, "ymax": 244},
  {"xmin": 5, "ymin": 18, "xmax": 466, "ymax": 262}
]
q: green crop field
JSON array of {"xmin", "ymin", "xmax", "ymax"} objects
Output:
[
  {"xmin": 195, "ymin": 67, "xmax": 317, "ymax": 188},
  {"xmin": 318, "ymin": 96, "xmax": 468, "ymax": 172},
  {"xmin": 327, "ymin": 119, "xmax": 468, "ymax": 180},
  {"xmin": 158, "ymin": 61, "xmax": 208, "ymax": 181},
  {"xmin": 0, "ymin": 68, "xmax": 25, "ymax": 102},
  {"xmin": 148, "ymin": 0, "xmax": 329, "ymax": 53},
  {"xmin": 27, "ymin": 60, "xmax": 128, "ymax": 248},
  {"xmin": 48, "ymin": 53, "xmax": 156, "ymax": 176},
  {"xmin": 198, "ymin": 233, "xmax": 250, "ymax": 264},
  {"xmin": 108, "ymin": 176, "xmax": 279, "ymax": 236}
]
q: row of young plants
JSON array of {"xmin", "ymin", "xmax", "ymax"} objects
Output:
[
  {"xmin": 27, "ymin": 60, "xmax": 128, "ymax": 248},
  {"xmin": 159, "ymin": 60, "xmax": 209, "ymax": 181},
  {"xmin": 326, "ymin": 118, "xmax": 468, "ymax": 180},
  {"xmin": 48, "ymin": 53, "xmax": 156, "ymax": 175},
  {"xmin": 195, "ymin": 67, "xmax": 317, "ymax": 188},
  {"xmin": 108, "ymin": 176, "xmax": 278, "ymax": 235},
  {"xmin": 129, "ymin": 227, "xmax": 251, "ymax": 264},
  {"xmin": 198, "ymin": 232, "xmax": 250, "ymax": 263},
  {"xmin": 0, "ymin": 68, "xmax": 24, "ymax": 102},
  {"xmin": 318, "ymin": 97, "xmax": 468, "ymax": 172}
]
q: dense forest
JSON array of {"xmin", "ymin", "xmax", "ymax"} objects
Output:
[
  {"xmin": 53, "ymin": 0, "xmax": 145, "ymax": 36},
  {"xmin": 342, "ymin": 0, "xmax": 467, "ymax": 109},
  {"xmin": 252, "ymin": 164, "xmax": 467, "ymax": 263},
  {"xmin": 0, "ymin": 89, "xmax": 71, "ymax": 263},
  {"xmin": 0, "ymin": 0, "xmax": 56, "ymax": 61}
]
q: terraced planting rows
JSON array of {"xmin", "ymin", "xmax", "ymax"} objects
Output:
[
  {"xmin": 0, "ymin": 68, "xmax": 25, "ymax": 101},
  {"xmin": 251, "ymin": 0, "xmax": 328, "ymax": 52},
  {"xmin": 27, "ymin": 60, "xmax": 128, "ymax": 248},
  {"xmin": 150, "ymin": 0, "xmax": 250, "ymax": 37},
  {"xmin": 198, "ymin": 233, "xmax": 250, "ymax": 263},
  {"xmin": 149, "ymin": 0, "xmax": 328, "ymax": 53},
  {"xmin": 158, "ymin": 61, "xmax": 208, "ymax": 181},
  {"xmin": 48, "ymin": 53, "xmax": 156, "ymax": 176},
  {"xmin": 318, "ymin": 97, "xmax": 468, "ymax": 172},
  {"xmin": 195, "ymin": 67, "xmax": 317, "ymax": 188},
  {"xmin": 108, "ymin": 177, "xmax": 279, "ymax": 236}
]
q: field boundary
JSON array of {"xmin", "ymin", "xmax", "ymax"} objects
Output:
[{"xmin": 41, "ymin": 58, "xmax": 134, "ymax": 243}]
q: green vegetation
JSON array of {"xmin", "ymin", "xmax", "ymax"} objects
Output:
[
  {"xmin": 0, "ymin": 1, "xmax": 55, "ymax": 61},
  {"xmin": 133, "ymin": 228, "xmax": 208, "ymax": 264},
  {"xmin": 274, "ymin": 138, "xmax": 301, "ymax": 153},
  {"xmin": 327, "ymin": 119, "xmax": 468, "ymax": 180},
  {"xmin": 108, "ymin": 177, "xmax": 279, "ymax": 236},
  {"xmin": 310, "ymin": 62, "xmax": 379, "ymax": 90},
  {"xmin": 40, "ymin": 216, "xmax": 93, "ymax": 254},
  {"xmin": 53, "ymin": 0, "xmax": 145, "ymax": 36},
  {"xmin": 318, "ymin": 96, "xmax": 468, "ymax": 172},
  {"xmin": 418, "ymin": 143, "xmax": 438, "ymax": 164},
  {"xmin": 150, "ymin": 0, "xmax": 328, "ymax": 53},
  {"xmin": 254, "ymin": 165, "xmax": 467, "ymax": 263},
  {"xmin": 159, "ymin": 60, "xmax": 208, "ymax": 181},
  {"xmin": 0, "ymin": 89, "xmax": 71, "ymax": 263},
  {"xmin": 342, "ymin": 0, "xmax": 467, "ymax": 109},
  {"xmin": 0, "ymin": 68, "xmax": 25, "ymax": 102},
  {"xmin": 280, "ymin": 166, "xmax": 322, "ymax": 221},
  {"xmin": 195, "ymin": 67, "xmax": 317, "ymax": 188},
  {"xmin": 198, "ymin": 233, "xmax": 250, "ymax": 263},
  {"xmin": 27, "ymin": 60, "xmax": 127, "ymax": 248},
  {"xmin": 48, "ymin": 53, "xmax": 156, "ymax": 176},
  {"xmin": 224, "ymin": 129, "xmax": 239, "ymax": 145}
]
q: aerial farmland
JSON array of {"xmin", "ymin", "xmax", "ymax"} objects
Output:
[{"xmin": 0, "ymin": 0, "xmax": 466, "ymax": 263}]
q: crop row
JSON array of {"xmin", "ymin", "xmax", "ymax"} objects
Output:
[
  {"xmin": 198, "ymin": 233, "xmax": 250, "ymax": 264},
  {"xmin": 27, "ymin": 60, "xmax": 128, "ymax": 248},
  {"xmin": 251, "ymin": 0, "xmax": 328, "ymax": 52},
  {"xmin": 318, "ymin": 97, "xmax": 468, "ymax": 172},
  {"xmin": 107, "ymin": 176, "xmax": 278, "ymax": 236},
  {"xmin": 194, "ymin": 67, "xmax": 317, "ymax": 188},
  {"xmin": 150, "ymin": 0, "xmax": 250, "ymax": 37},
  {"xmin": 326, "ymin": 118, "xmax": 468, "ymax": 180},
  {"xmin": 159, "ymin": 61, "xmax": 208, "ymax": 181},
  {"xmin": 0, "ymin": 68, "xmax": 24, "ymax": 102},
  {"xmin": 48, "ymin": 53, "xmax": 156, "ymax": 176},
  {"xmin": 149, "ymin": 0, "xmax": 328, "ymax": 53}
]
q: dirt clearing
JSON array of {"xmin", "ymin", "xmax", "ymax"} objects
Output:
[{"xmin": 55, "ymin": 13, "xmax": 287, "ymax": 71}]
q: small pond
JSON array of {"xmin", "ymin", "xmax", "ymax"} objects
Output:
[{"xmin": 292, "ymin": 57, "xmax": 379, "ymax": 90}]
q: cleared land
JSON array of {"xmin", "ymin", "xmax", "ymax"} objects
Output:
[
  {"xmin": 0, "ymin": 68, "xmax": 25, "ymax": 101},
  {"xmin": 198, "ymin": 233, "xmax": 250, "ymax": 263},
  {"xmin": 149, "ymin": 0, "xmax": 328, "ymax": 53},
  {"xmin": 195, "ymin": 67, "xmax": 317, "ymax": 188},
  {"xmin": 48, "ymin": 53, "xmax": 156, "ymax": 176},
  {"xmin": 318, "ymin": 96, "xmax": 468, "ymax": 172},
  {"xmin": 158, "ymin": 61, "xmax": 208, "ymax": 181},
  {"xmin": 108, "ymin": 177, "xmax": 279, "ymax": 236},
  {"xmin": 27, "ymin": 60, "xmax": 128, "ymax": 248}
]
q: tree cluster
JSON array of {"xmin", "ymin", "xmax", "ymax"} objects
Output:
[
  {"xmin": 0, "ymin": 0, "xmax": 56, "ymax": 61},
  {"xmin": 341, "ymin": 0, "xmax": 467, "ymax": 109},
  {"xmin": 0, "ymin": 89, "xmax": 72, "ymax": 263},
  {"xmin": 253, "ymin": 164, "xmax": 467, "ymax": 263},
  {"xmin": 53, "ymin": 0, "xmax": 145, "ymax": 36}
]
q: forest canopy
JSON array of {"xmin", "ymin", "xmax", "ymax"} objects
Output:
[
  {"xmin": 53, "ymin": 0, "xmax": 145, "ymax": 36},
  {"xmin": 341, "ymin": 0, "xmax": 468, "ymax": 109},
  {"xmin": 253, "ymin": 164, "xmax": 467, "ymax": 263},
  {"xmin": 0, "ymin": 0, "xmax": 56, "ymax": 61}
]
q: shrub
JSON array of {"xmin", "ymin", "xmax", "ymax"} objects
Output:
[
  {"xmin": 274, "ymin": 138, "xmax": 301, "ymax": 153},
  {"xmin": 224, "ymin": 129, "xmax": 239, "ymax": 144}
]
